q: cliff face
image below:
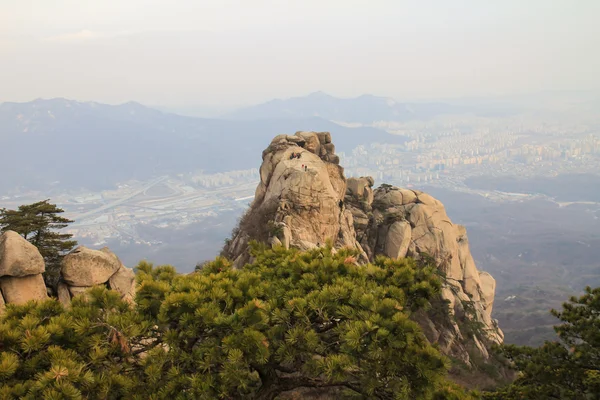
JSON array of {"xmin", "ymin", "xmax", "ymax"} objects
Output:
[
  {"xmin": 224, "ymin": 131, "xmax": 503, "ymax": 365},
  {"xmin": 346, "ymin": 179, "xmax": 503, "ymax": 362}
]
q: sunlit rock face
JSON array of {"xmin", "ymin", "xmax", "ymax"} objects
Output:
[
  {"xmin": 223, "ymin": 132, "xmax": 503, "ymax": 365},
  {"xmin": 223, "ymin": 131, "xmax": 365, "ymax": 268},
  {"xmin": 346, "ymin": 183, "xmax": 504, "ymax": 361},
  {"xmin": 0, "ymin": 231, "xmax": 47, "ymax": 307}
]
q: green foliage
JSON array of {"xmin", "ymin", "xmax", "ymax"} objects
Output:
[
  {"xmin": 0, "ymin": 245, "xmax": 477, "ymax": 399},
  {"xmin": 137, "ymin": 243, "xmax": 473, "ymax": 399},
  {"xmin": 0, "ymin": 200, "xmax": 77, "ymax": 289},
  {"xmin": 0, "ymin": 288, "xmax": 153, "ymax": 400},
  {"xmin": 458, "ymin": 300, "xmax": 485, "ymax": 338},
  {"xmin": 485, "ymin": 286, "xmax": 600, "ymax": 400},
  {"xmin": 267, "ymin": 221, "xmax": 283, "ymax": 237}
]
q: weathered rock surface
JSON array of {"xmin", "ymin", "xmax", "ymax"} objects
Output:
[
  {"xmin": 108, "ymin": 265, "xmax": 136, "ymax": 303},
  {"xmin": 59, "ymin": 245, "xmax": 137, "ymax": 302},
  {"xmin": 348, "ymin": 183, "xmax": 504, "ymax": 348},
  {"xmin": 224, "ymin": 132, "xmax": 503, "ymax": 366},
  {"xmin": 0, "ymin": 292, "xmax": 5, "ymax": 314},
  {"xmin": 384, "ymin": 220, "xmax": 411, "ymax": 259},
  {"xmin": 0, "ymin": 231, "xmax": 45, "ymax": 277},
  {"xmin": 68, "ymin": 285, "xmax": 95, "ymax": 300},
  {"xmin": 0, "ymin": 233, "xmax": 135, "ymax": 309},
  {"xmin": 61, "ymin": 246, "xmax": 122, "ymax": 286},
  {"xmin": 223, "ymin": 131, "xmax": 365, "ymax": 266},
  {"xmin": 0, "ymin": 274, "xmax": 48, "ymax": 304},
  {"xmin": 57, "ymin": 282, "xmax": 71, "ymax": 307},
  {"xmin": 479, "ymin": 271, "xmax": 496, "ymax": 316}
]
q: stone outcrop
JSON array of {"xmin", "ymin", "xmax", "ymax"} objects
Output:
[
  {"xmin": 62, "ymin": 246, "xmax": 122, "ymax": 286},
  {"xmin": 108, "ymin": 265, "xmax": 136, "ymax": 303},
  {"xmin": 68, "ymin": 285, "xmax": 96, "ymax": 300},
  {"xmin": 0, "ymin": 236, "xmax": 137, "ymax": 309},
  {"xmin": 0, "ymin": 274, "xmax": 48, "ymax": 305},
  {"xmin": 57, "ymin": 282, "xmax": 71, "ymax": 307},
  {"xmin": 0, "ymin": 230, "xmax": 48, "ymax": 309},
  {"xmin": 60, "ymin": 246, "xmax": 136, "ymax": 303},
  {"xmin": 479, "ymin": 271, "xmax": 496, "ymax": 315},
  {"xmin": 223, "ymin": 131, "xmax": 365, "ymax": 266},
  {"xmin": 0, "ymin": 231, "xmax": 45, "ymax": 277},
  {"xmin": 224, "ymin": 132, "xmax": 503, "ymax": 366}
]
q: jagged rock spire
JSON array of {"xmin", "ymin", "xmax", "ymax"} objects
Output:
[
  {"xmin": 223, "ymin": 131, "xmax": 504, "ymax": 365},
  {"xmin": 223, "ymin": 131, "xmax": 367, "ymax": 266}
]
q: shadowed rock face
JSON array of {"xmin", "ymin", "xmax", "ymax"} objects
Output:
[{"xmin": 224, "ymin": 132, "xmax": 503, "ymax": 365}]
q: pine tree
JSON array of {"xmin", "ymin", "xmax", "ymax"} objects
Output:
[
  {"xmin": 0, "ymin": 244, "xmax": 478, "ymax": 399},
  {"xmin": 0, "ymin": 288, "xmax": 152, "ymax": 400},
  {"xmin": 485, "ymin": 286, "xmax": 600, "ymax": 399},
  {"xmin": 137, "ymin": 242, "xmax": 477, "ymax": 399},
  {"xmin": 0, "ymin": 200, "xmax": 77, "ymax": 289}
]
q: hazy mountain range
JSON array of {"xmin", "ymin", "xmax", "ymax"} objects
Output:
[
  {"xmin": 226, "ymin": 91, "xmax": 519, "ymax": 123},
  {"xmin": 0, "ymin": 97, "xmax": 407, "ymax": 192}
]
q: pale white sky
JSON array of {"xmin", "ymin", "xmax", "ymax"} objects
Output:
[{"xmin": 1, "ymin": 0, "xmax": 599, "ymax": 106}]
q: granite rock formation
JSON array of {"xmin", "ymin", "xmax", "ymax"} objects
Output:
[
  {"xmin": 224, "ymin": 132, "xmax": 503, "ymax": 365},
  {"xmin": 223, "ymin": 131, "xmax": 366, "ymax": 267},
  {"xmin": 346, "ymin": 182, "xmax": 503, "ymax": 362},
  {"xmin": 60, "ymin": 246, "xmax": 136, "ymax": 304},
  {"xmin": 0, "ymin": 231, "xmax": 136, "ymax": 311},
  {"xmin": 0, "ymin": 231, "xmax": 47, "ymax": 306}
]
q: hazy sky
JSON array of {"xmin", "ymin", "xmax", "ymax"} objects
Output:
[{"xmin": 1, "ymin": 0, "xmax": 599, "ymax": 107}]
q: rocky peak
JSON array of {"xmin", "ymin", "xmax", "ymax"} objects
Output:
[
  {"xmin": 223, "ymin": 131, "xmax": 365, "ymax": 266},
  {"xmin": 224, "ymin": 132, "xmax": 504, "ymax": 366}
]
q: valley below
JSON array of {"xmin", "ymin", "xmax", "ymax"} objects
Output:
[{"xmin": 2, "ymin": 94, "xmax": 600, "ymax": 347}]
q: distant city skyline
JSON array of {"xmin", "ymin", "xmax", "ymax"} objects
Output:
[{"xmin": 1, "ymin": 0, "xmax": 599, "ymax": 107}]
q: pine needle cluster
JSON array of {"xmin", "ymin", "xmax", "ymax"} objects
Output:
[{"xmin": 1, "ymin": 243, "xmax": 477, "ymax": 399}]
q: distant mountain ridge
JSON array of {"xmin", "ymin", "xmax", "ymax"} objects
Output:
[
  {"xmin": 227, "ymin": 91, "xmax": 475, "ymax": 123},
  {"xmin": 0, "ymin": 98, "xmax": 166, "ymax": 133},
  {"xmin": 0, "ymin": 98, "xmax": 406, "ymax": 193}
]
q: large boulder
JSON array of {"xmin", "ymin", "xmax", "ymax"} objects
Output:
[
  {"xmin": 108, "ymin": 265, "xmax": 136, "ymax": 303},
  {"xmin": 0, "ymin": 231, "xmax": 45, "ymax": 277},
  {"xmin": 61, "ymin": 246, "xmax": 121, "ymax": 286},
  {"xmin": 343, "ymin": 179, "xmax": 503, "ymax": 363},
  {"xmin": 0, "ymin": 274, "xmax": 48, "ymax": 304},
  {"xmin": 346, "ymin": 177, "xmax": 374, "ymax": 206}
]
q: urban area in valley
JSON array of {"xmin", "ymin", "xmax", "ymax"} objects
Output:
[{"xmin": 2, "ymin": 114, "xmax": 599, "ymax": 250}]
